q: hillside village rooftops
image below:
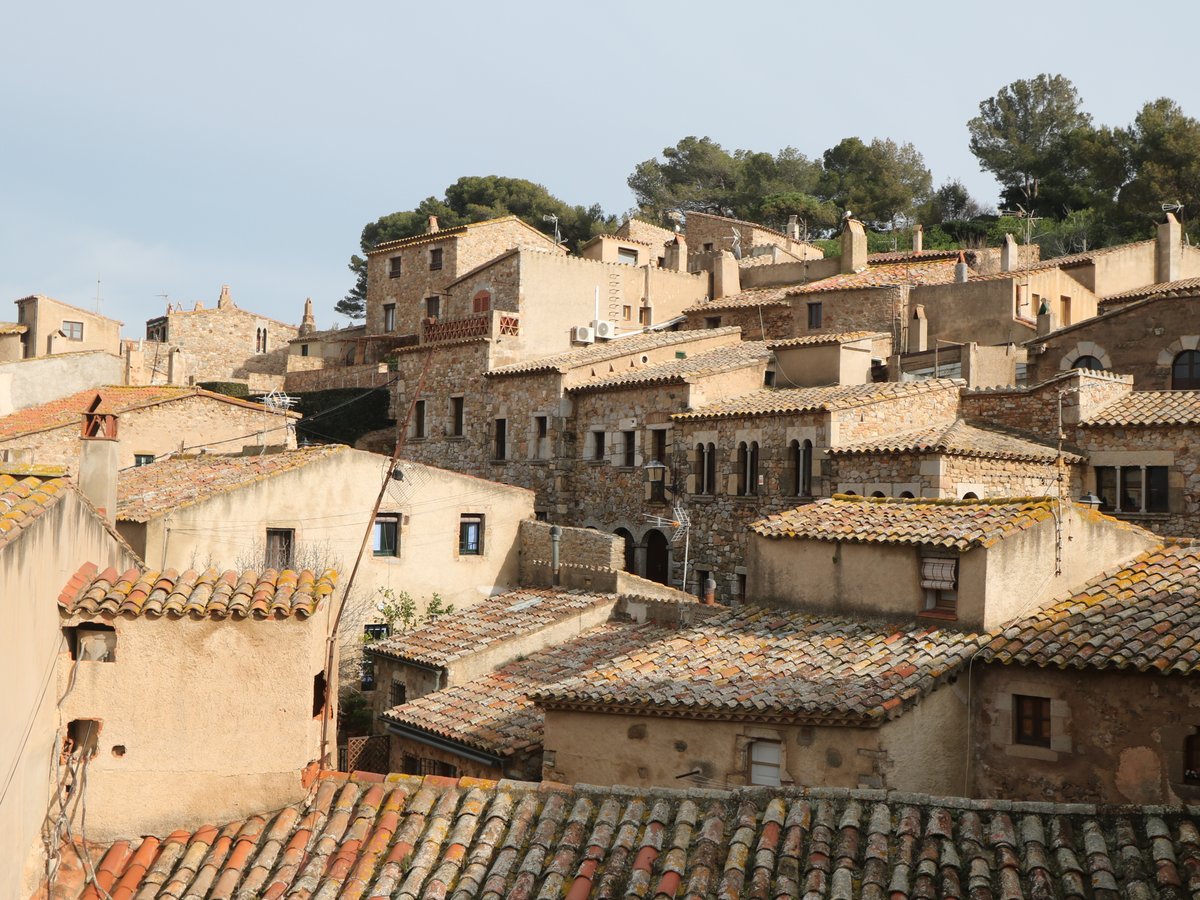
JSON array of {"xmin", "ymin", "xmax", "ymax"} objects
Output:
[
  {"xmin": 59, "ymin": 563, "xmax": 337, "ymax": 620},
  {"xmin": 62, "ymin": 771, "xmax": 1200, "ymax": 900},
  {"xmin": 672, "ymin": 378, "xmax": 963, "ymax": 421},
  {"xmin": 534, "ymin": 605, "xmax": 981, "ymax": 725},
  {"xmin": 116, "ymin": 445, "xmax": 347, "ymax": 522},
  {"xmin": 751, "ymin": 495, "xmax": 1060, "ymax": 550},
  {"xmin": 365, "ymin": 215, "xmax": 556, "ymax": 255},
  {"xmin": 766, "ymin": 331, "xmax": 886, "ymax": 349},
  {"xmin": 829, "ymin": 419, "xmax": 1081, "ymax": 463},
  {"xmin": 368, "ymin": 587, "xmax": 619, "ymax": 667},
  {"xmin": 565, "ymin": 342, "xmax": 770, "ymax": 394},
  {"xmin": 1101, "ymin": 275, "xmax": 1200, "ymax": 305},
  {"xmin": 484, "ymin": 327, "xmax": 742, "ymax": 377},
  {"xmin": 580, "ymin": 232, "xmax": 654, "ymax": 248},
  {"xmin": 982, "ymin": 543, "xmax": 1200, "ymax": 674},
  {"xmin": 0, "ymin": 474, "xmax": 67, "ymax": 551},
  {"xmin": 382, "ymin": 620, "xmax": 670, "ymax": 758},
  {"xmin": 0, "ymin": 385, "xmax": 299, "ymax": 442},
  {"xmin": 786, "ymin": 259, "xmax": 959, "ymax": 295},
  {"xmin": 1083, "ymin": 391, "xmax": 1200, "ymax": 427}
]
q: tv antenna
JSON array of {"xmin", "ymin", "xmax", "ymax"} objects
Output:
[
  {"xmin": 1000, "ymin": 205, "xmax": 1042, "ymax": 245},
  {"xmin": 667, "ymin": 209, "xmax": 685, "ymax": 233},
  {"xmin": 94, "ymin": 278, "xmax": 103, "ymax": 315},
  {"xmin": 643, "ymin": 506, "xmax": 692, "ymax": 591},
  {"xmin": 257, "ymin": 389, "xmax": 299, "ymax": 448},
  {"xmin": 542, "ymin": 214, "xmax": 563, "ymax": 247}
]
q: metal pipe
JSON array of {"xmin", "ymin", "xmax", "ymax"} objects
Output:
[{"xmin": 550, "ymin": 525, "xmax": 562, "ymax": 585}]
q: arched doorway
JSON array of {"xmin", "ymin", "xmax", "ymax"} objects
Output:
[
  {"xmin": 614, "ymin": 528, "xmax": 636, "ymax": 572},
  {"xmin": 644, "ymin": 529, "xmax": 670, "ymax": 585}
]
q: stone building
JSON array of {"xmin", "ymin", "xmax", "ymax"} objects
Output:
[
  {"xmin": 0, "ymin": 385, "xmax": 298, "ymax": 471},
  {"xmin": 12, "ymin": 294, "xmax": 122, "ymax": 359},
  {"xmin": 682, "ymin": 210, "xmax": 823, "ymax": 262},
  {"xmin": 140, "ymin": 285, "xmax": 299, "ymax": 391}
]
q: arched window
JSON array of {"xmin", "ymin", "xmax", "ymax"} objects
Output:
[
  {"xmin": 1072, "ymin": 355, "xmax": 1104, "ymax": 371},
  {"xmin": 1174, "ymin": 350, "xmax": 1200, "ymax": 389},
  {"xmin": 962, "ymin": 491, "xmax": 979, "ymax": 500},
  {"xmin": 870, "ymin": 491, "xmax": 886, "ymax": 498},
  {"xmin": 473, "ymin": 290, "xmax": 492, "ymax": 314},
  {"xmin": 790, "ymin": 439, "xmax": 813, "ymax": 497},
  {"xmin": 900, "ymin": 491, "xmax": 915, "ymax": 499},
  {"xmin": 737, "ymin": 441, "xmax": 759, "ymax": 496}
]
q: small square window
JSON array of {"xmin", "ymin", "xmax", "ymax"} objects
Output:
[
  {"xmin": 749, "ymin": 740, "xmax": 782, "ymax": 786},
  {"xmin": 373, "ymin": 515, "xmax": 400, "ymax": 557},
  {"xmin": 300, "ymin": 343, "xmax": 310, "ymax": 357},
  {"xmin": 389, "ymin": 256, "xmax": 403, "ymax": 278},
  {"xmin": 363, "ymin": 623, "xmax": 390, "ymax": 642},
  {"xmin": 413, "ymin": 400, "xmax": 426, "ymax": 439},
  {"xmin": 705, "ymin": 316, "xmax": 722, "ymax": 329},
  {"xmin": 426, "ymin": 296, "xmax": 441, "ymax": 319},
  {"xmin": 265, "ymin": 528, "xmax": 295, "ymax": 569},
  {"xmin": 133, "ymin": 454, "xmax": 155, "ymax": 467},
  {"xmin": 459, "ymin": 514, "xmax": 484, "ymax": 555},
  {"xmin": 807, "ymin": 302, "xmax": 822, "ymax": 329},
  {"xmin": 617, "ymin": 247, "xmax": 639, "ymax": 265},
  {"xmin": 639, "ymin": 308, "xmax": 651, "ymax": 326},
  {"xmin": 63, "ymin": 321, "xmax": 84, "ymax": 341},
  {"xmin": 622, "ymin": 431, "xmax": 636, "ymax": 467},
  {"xmin": 763, "ymin": 370, "xmax": 776, "ymax": 388},
  {"xmin": 1014, "ymin": 694, "xmax": 1052, "ymax": 747},
  {"xmin": 623, "ymin": 305, "xmax": 632, "ymax": 321},
  {"xmin": 429, "ymin": 247, "xmax": 443, "ymax": 270},
  {"xmin": 390, "ymin": 680, "xmax": 407, "ymax": 707}
]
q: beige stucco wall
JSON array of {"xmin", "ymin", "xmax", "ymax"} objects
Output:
[
  {"xmin": 773, "ymin": 341, "xmax": 874, "ymax": 387},
  {"xmin": 0, "ymin": 350, "xmax": 124, "ymax": 416},
  {"xmin": 1, "ymin": 491, "xmax": 139, "ymax": 894},
  {"xmin": 15, "ymin": 296, "xmax": 122, "ymax": 359}
]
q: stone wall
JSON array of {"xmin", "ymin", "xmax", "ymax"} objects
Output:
[
  {"xmin": 683, "ymin": 305, "xmax": 794, "ymax": 341},
  {"xmin": 829, "ymin": 450, "xmax": 1079, "ymax": 499},
  {"xmin": 519, "ymin": 519, "xmax": 623, "ymax": 571},
  {"xmin": 163, "ymin": 304, "xmax": 297, "ymax": 387},
  {"xmin": 961, "ymin": 371, "xmax": 1133, "ymax": 442},
  {"xmin": 791, "ymin": 285, "xmax": 907, "ymax": 344},
  {"xmin": 285, "ymin": 362, "xmax": 392, "ymax": 394}
]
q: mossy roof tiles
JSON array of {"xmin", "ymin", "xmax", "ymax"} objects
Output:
[
  {"xmin": 672, "ymin": 378, "xmax": 963, "ymax": 421},
  {"xmin": 983, "ymin": 544, "xmax": 1200, "ymax": 673},
  {"xmin": 1101, "ymin": 275, "xmax": 1200, "ymax": 304},
  {"xmin": 766, "ymin": 330, "xmax": 885, "ymax": 348},
  {"xmin": 565, "ymin": 342, "xmax": 770, "ymax": 393},
  {"xmin": 0, "ymin": 474, "xmax": 67, "ymax": 551},
  {"xmin": 59, "ymin": 564, "xmax": 337, "ymax": 620},
  {"xmin": 534, "ymin": 605, "xmax": 981, "ymax": 724},
  {"xmin": 829, "ymin": 418, "xmax": 1080, "ymax": 463},
  {"xmin": 485, "ymin": 327, "xmax": 742, "ymax": 377},
  {"xmin": 1084, "ymin": 390, "xmax": 1200, "ymax": 426},
  {"xmin": 750, "ymin": 495, "xmax": 1057, "ymax": 550}
]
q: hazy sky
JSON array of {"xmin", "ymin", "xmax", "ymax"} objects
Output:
[{"xmin": 3, "ymin": 1, "xmax": 1197, "ymax": 330}]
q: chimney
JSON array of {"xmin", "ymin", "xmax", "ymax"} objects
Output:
[
  {"xmin": 955, "ymin": 251, "xmax": 970, "ymax": 283},
  {"xmin": 665, "ymin": 234, "xmax": 688, "ymax": 273},
  {"xmin": 702, "ymin": 574, "xmax": 717, "ymax": 606},
  {"xmin": 299, "ymin": 297, "xmax": 316, "ymax": 336},
  {"xmin": 840, "ymin": 219, "xmax": 867, "ymax": 274},
  {"xmin": 908, "ymin": 304, "xmax": 928, "ymax": 353},
  {"xmin": 712, "ymin": 251, "xmax": 741, "ymax": 299},
  {"xmin": 167, "ymin": 347, "xmax": 186, "ymax": 385},
  {"xmin": 217, "ymin": 285, "xmax": 233, "ymax": 310},
  {"xmin": 1001, "ymin": 233, "xmax": 1018, "ymax": 272},
  {"xmin": 1157, "ymin": 213, "xmax": 1182, "ymax": 283},
  {"xmin": 428, "ymin": 215, "xmax": 440, "ymax": 234},
  {"xmin": 78, "ymin": 395, "xmax": 119, "ymax": 524},
  {"xmin": 912, "ymin": 224, "xmax": 923, "ymax": 253},
  {"xmin": 787, "ymin": 214, "xmax": 800, "ymax": 245}
]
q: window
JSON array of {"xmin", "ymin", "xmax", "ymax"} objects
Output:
[
  {"xmin": 450, "ymin": 396, "xmax": 464, "ymax": 437},
  {"xmin": 1185, "ymin": 733, "xmax": 1200, "ymax": 784},
  {"xmin": 702, "ymin": 242, "xmax": 714, "ymax": 252},
  {"xmin": 1072, "ymin": 355, "xmax": 1104, "ymax": 371},
  {"xmin": 705, "ymin": 316, "xmax": 722, "ymax": 329},
  {"xmin": 426, "ymin": 296, "xmax": 441, "ymax": 320},
  {"xmin": 748, "ymin": 740, "xmax": 782, "ymax": 786},
  {"xmin": 623, "ymin": 305, "xmax": 632, "ymax": 321},
  {"xmin": 360, "ymin": 657, "xmax": 376, "ymax": 691},
  {"xmin": 1173, "ymin": 350, "xmax": 1200, "ymax": 389},
  {"xmin": 617, "ymin": 247, "xmax": 639, "ymax": 265},
  {"xmin": 807, "ymin": 302, "xmax": 822, "ymax": 329},
  {"xmin": 389, "ymin": 256, "xmax": 403, "ymax": 278},
  {"xmin": 736, "ymin": 572, "xmax": 747, "ymax": 604},
  {"xmin": 64, "ymin": 624, "xmax": 116, "ymax": 662},
  {"xmin": 429, "ymin": 247, "xmax": 443, "ymax": 270},
  {"xmin": 412, "ymin": 400, "xmax": 426, "ymax": 439},
  {"xmin": 402, "ymin": 756, "xmax": 458, "ymax": 777},
  {"xmin": 533, "ymin": 415, "xmax": 549, "ymax": 459},
  {"xmin": 364, "ymin": 623, "xmax": 390, "ymax": 642},
  {"xmin": 920, "ymin": 551, "xmax": 958, "ymax": 614},
  {"xmin": 459, "ymin": 514, "xmax": 483, "ymax": 555},
  {"xmin": 472, "ymin": 291, "xmax": 491, "ymax": 314},
  {"xmin": 312, "ymin": 672, "xmax": 327, "ymax": 718},
  {"xmin": 695, "ymin": 568, "xmax": 711, "ymax": 600},
  {"xmin": 1095, "ymin": 465, "xmax": 1170, "ymax": 513},
  {"xmin": 134, "ymin": 454, "xmax": 155, "ymax": 467},
  {"xmin": 265, "ymin": 528, "xmax": 295, "ymax": 569},
  {"xmin": 696, "ymin": 443, "xmax": 716, "ymax": 495},
  {"xmin": 383, "ymin": 303, "xmax": 396, "ymax": 333},
  {"xmin": 300, "ymin": 343, "xmax": 310, "ymax": 357},
  {"xmin": 592, "ymin": 430, "xmax": 606, "ymax": 462},
  {"xmin": 638, "ymin": 308, "xmax": 651, "ymax": 326},
  {"xmin": 254, "ymin": 327, "xmax": 267, "ymax": 354},
  {"xmin": 622, "ymin": 430, "xmax": 636, "ymax": 467},
  {"xmin": 62, "ymin": 321, "xmax": 84, "ymax": 341},
  {"xmin": 1060, "ymin": 296, "xmax": 1072, "ymax": 326},
  {"xmin": 737, "ymin": 441, "xmax": 759, "ymax": 496},
  {"xmin": 652, "ymin": 428, "xmax": 667, "ymax": 464},
  {"xmin": 493, "ymin": 418, "xmax": 507, "ymax": 461},
  {"xmin": 390, "ymin": 680, "xmax": 407, "ymax": 707},
  {"xmin": 373, "ymin": 515, "xmax": 399, "ymax": 557},
  {"xmin": 763, "ymin": 370, "xmax": 776, "ymax": 387},
  {"xmin": 1013, "ymin": 695, "xmax": 1052, "ymax": 747}
]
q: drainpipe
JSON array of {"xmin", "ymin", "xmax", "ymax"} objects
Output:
[{"xmin": 550, "ymin": 525, "xmax": 562, "ymax": 586}]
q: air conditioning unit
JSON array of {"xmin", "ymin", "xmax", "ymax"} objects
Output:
[
  {"xmin": 571, "ymin": 325, "xmax": 595, "ymax": 344},
  {"xmin": 592, "ymin": 320, "xmax": 616, "ymax": 340}
]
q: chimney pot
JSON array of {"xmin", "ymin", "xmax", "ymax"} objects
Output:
[
  {"xmin": 912, "ymin": 224, "xmax": 923, "ymax": 253},
  {"xmin": 955, "ymin": 252, "xmax": 969, "ymax": 283},
  {"xmin": 428, "ymin": 215, "xmax": 440, "ymax": 233}
]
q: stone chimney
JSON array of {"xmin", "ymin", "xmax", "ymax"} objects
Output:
[
  {"xmin": 955, "ymin": 251, "xmax": 970, "ymax": 283},
  {"xmin": 299, "ymin": 298, "xmax": 316, "ymax": 337},
  {"xmin": 912, "ymin": 224, "xmax": 923, "ymax": 253},
  {"xmin": 1001, "ymin": 233, "xmax": 1018, "ymax": 272},
  {"xmin": 908, "ymin": 304, "xmax": 928, "ymax": 353},
  {"xmin": 787, "ymin": 215, "xmax": 800, "ymax": 245},
  {"xmin": 712, "ymin": 251, "xmax": 741, "ymax": 299},
  {"xmin": 428, "ymin": 215, "xmax": 440, "ymax": 234},
  {"xmin": 167, "ymin": 347, "xmax": 186, "ymax": 385},
  {"xmin": 665, "ymin": 235, "xmax": 688, "ymax": 273},
  {"xmin": 217, "ymin": 285, "xmax": 233, "ymax": 310},
  {"xmin": 1157, "ymin": 213, "xmax": 1182, "ymax": 284},
  {"xmin": 839, "ymin": 219, "xmax": 867, "ymax": 274},
  {"xmin": 78, "ymin": 396, "xmax": 119, "ymax": 524}
]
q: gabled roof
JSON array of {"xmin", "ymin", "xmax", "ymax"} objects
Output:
[
  {"xmin": 441, "ymin": 247, "xmax": 523, "ymax": 289},
  {"xmin": 750, "ymin": 495, "xmax": 1058, "ymax": 551},
  {"xmin": 59, "ymin": 564, "xmax": 336, "ymax": 620},
  {"xmin": 867, "ymin": 248, "xmax": 963, "ymax": 264},
  {"xmin": 0, "ymin": 474, "xmax": 67, "ymax": 551},
  {"xmin": 117, "ymin": 445, "xmax": 346, "ymax": 522},
  {"xmin": 767, "ymin": 331, "xmax": 886, "ymax": 349},
  {"xmin": 484, "ymin": 327, "xmax": 742, "ymax": 378},
  {"xmin": 581, "ymin": 232, "xmax": 653, "ymax": 248},
  {"xmin": 16, "ymin": 293, "xmax": 124, "ymax": 325},
  {"xmin": 1083, "ymin": 391, "xmax": 1200, "ymax": 427},
  {"xmin": 565, "ymin": 342, "xmax": 770, "ymax": 394},
  {"xmin": 366, "ymin": 215, "xmax": 557, "ymax": 255},
  {"xmin": 1101, "ymin": 275, "xmax": 1200, "ymax": 305},
  {"xmin": 66, "ymin": 771, "xmax": 1200, "ymax": 899},
  {"xmin": 672, "ymin": 378, "xmax": 963, "ymax": 422},
  {"xmin": 829, "ymin": 419, "xmax": 1081, "ymax": 464},
  {"xmin": 368, "ymin": 588, "xmax": 618, "ymax": 667},
  {"xmin": 382, "ymin": 620, "xmax": 668, "ymax": 757},
  {"xmin": 684, "ymin": 285, "xmax": 796, "ymax": 313},
  {"xmin": 534, "ymin": 605, "xmax": 981, "ymax": 725},
  {"xmin": 982, "ymin": 544, "xmax": 1200, "ymax": 674},
  {"xmin": 0, "ymin": 386, "xmax": 297, "ymax": 442},
  {"xmin": 1025, "ymin": 290, "xmax": 1166, "ymax": 346}
]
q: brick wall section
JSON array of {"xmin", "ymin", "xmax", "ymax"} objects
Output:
[
  {"xmin": 519, "ymin": 520, "xmax": 623, "ymax": 570},
  {"xmin": 164, "ymin": 305, "xmax": 296, "ymax": 386}
]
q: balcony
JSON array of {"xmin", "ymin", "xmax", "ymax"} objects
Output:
[{"xmin": 422, "ymin": 311, "xmax": 519, "ymax": 344}]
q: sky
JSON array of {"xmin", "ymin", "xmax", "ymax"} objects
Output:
[{"xmin": 2, "ymin": 1, "xmax": 1198, "ymax": 330}]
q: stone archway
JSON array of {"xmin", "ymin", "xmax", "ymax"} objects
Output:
[
  {"xmin": 644, "ymin": 529, "xmax": 671, "ymax": 585},
  {"xmin": 614, "ymin": 528, "xmax": 636, "ymax": 572}
]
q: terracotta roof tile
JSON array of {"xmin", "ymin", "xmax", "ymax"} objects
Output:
[
  {"xmin": 866, "ymin": 248, "xmax": 964, "ymax": 264},
  {"xmin": 368, "ymin": 588, "xmax": 618, "ymax": 666},
  {"xmin": 535, "ymin": 605, "xmax": 980, "ymax": 723},
  {"xmin": 672, "ymin": 378, "xmax": 963, "ymax": 421},
  {"xmin": 830, "ymin": 419, "xmax": 1081, "ymax": 463},
  {"xmin": 0, "ymin": 474, "xmax": 67, "ymax": 551},
  {"xmin": 766, "ymin": 331, "xmax": 886, "ymax": 349},
  {"xmin": 382, "ymin": 620, "xmax": 669, "ymax": 756},
  {"xmin": 117, "ymin": 445, "xmax": 346, "ymax": 522},
  {"xmin": 58, "ymin": 564, "xmax": 337, "ymax": 619},
  {"xmin": 0, "ymin": 321, "xmax": 27, "ymax": 334},
  {"xmin": 485, "ymin": 327, "xmax": 742, "ymax": 377},
  {"xmin": 565, "ymin": 342, "xmax": 770, "ymax": 393},
  {"xmin": 1101, "ymin": 275, "xmax": 1200, "ymax": 305},
  {"xmin": 750, "ymin": 495, "xmax": 1058, "ymax": 551},
  {"xmin": 1084, "ymin": 391, "xmax": 1200, "ymax": 426},
  {"xmin": 366, "ymin": 216, "xmax": 556, "ymax": 255},
  {"xmin": 786, "ymin": 259, "xmax": 959, "ymax": 295},
  {"xmin": 982, "ymin": 544, "xmax": 1200, "ymax": 674},
  {"xmin": 684, "ymin": 285, "xmax": 796, "ymax": 312},
  {"xmin": 56, "ymin": 773, "xmax": 1200, "ymax": 898}
]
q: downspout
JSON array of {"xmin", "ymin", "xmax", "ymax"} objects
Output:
[{"xmin": 550, "ymin": 525, "xmax": 562, "ymax": 586}]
